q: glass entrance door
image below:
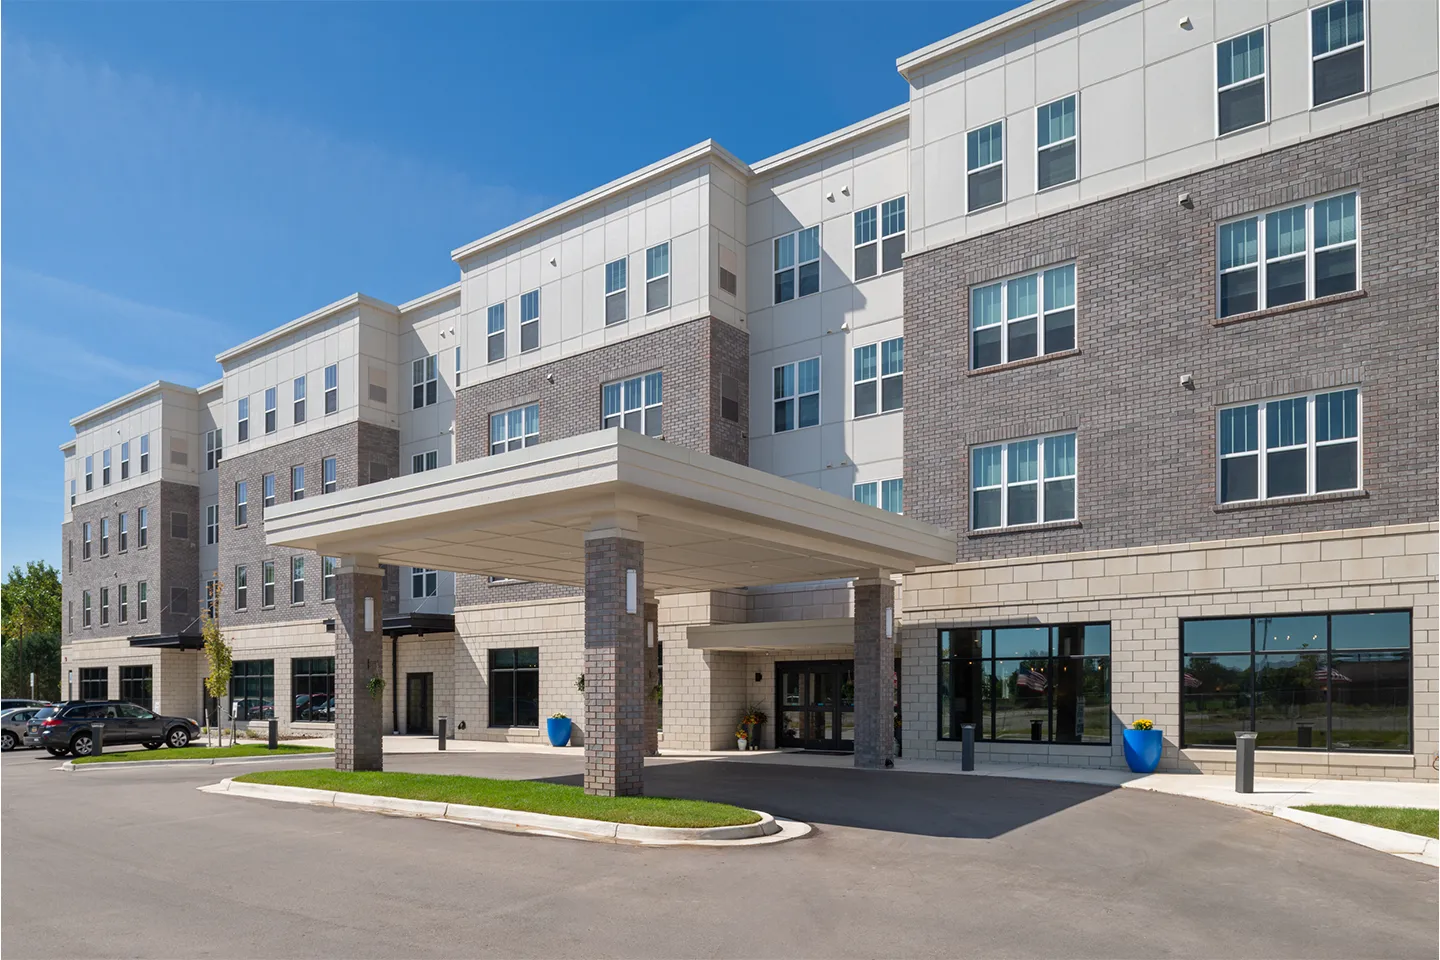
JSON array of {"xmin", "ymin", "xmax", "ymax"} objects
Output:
[{"xmin": 776, "ymin": 661, "xmax": 855, "ymax": 751}]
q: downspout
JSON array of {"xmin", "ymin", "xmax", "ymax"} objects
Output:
[{"xmin": 391, "ymin": 633, "xmax": 399, "ymax": 734}]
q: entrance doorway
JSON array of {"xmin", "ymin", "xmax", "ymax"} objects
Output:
[
  {"xmin": 776, "ymin": 660, "xmax": 855, "ymax": 751},
  {"xmin": 406, "ymin": 673, "xmax": 433, "ymax": 735}
]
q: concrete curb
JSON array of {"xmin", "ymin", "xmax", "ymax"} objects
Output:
[
  {"xmin": 199, "ymin": 777, "xmax": 809, "ymax": 846},
  {"xmin": 1272, "ymin": 808, "xmax": 1440, "ymax": 866},
  {"xmin": 62, "ymin": 752, "xmax": 334, "ymax": 771}
]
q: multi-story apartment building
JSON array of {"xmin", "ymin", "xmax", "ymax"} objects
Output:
[{"xmin": 60, "ymin": 0, "xmax": 1436, "ymax": 784}]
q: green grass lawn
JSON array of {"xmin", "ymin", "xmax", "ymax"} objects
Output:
[
  {"xmin": 1295, "ymin": 805, "xmax": 1439, "ymax": 839},
  {"xmin": 74, "ymin": 744, "xmax": 333, "ymax": 765},
  {"xmin": 235, "ymin": 769, "xmax": 761, "ymax": 828}
]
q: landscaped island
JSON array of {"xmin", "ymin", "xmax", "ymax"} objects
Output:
[
  {"xmin": 73, "ymin": 744, "xmax": 333, "ymax": 764},
  {"xmin": 1295, "ymin": 805, "xmax": 1439, "ymax": 839},
  {"xmin": 235, "ymin": 769, "xmax": 761, "ymax": 828}
]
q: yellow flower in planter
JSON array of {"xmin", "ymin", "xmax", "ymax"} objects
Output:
[{"xmin": 1132, "ymin": 718, "xmax": 1154, "ymax": 731}]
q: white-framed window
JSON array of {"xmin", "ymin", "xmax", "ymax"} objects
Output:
[
  {"xmin": 853, "ymin": 338, "xmax": 903, "ymax": 417},
  {"xmin": 205, "ymin": 504, "xmax": 219, "ymax": 545},
  {"xmin": 412, "ymin": 355, "xmax": 438, "ymax": 408},
  {"xmin": 120, "ymin": 441, "xmax": 131, "ymax": 480},
  {"xmin": 99, "ymin": 517, "xmax": 109, "ymax": 556},
  {"xmin": 205, "ymin": 578, "xmax": 218, "ymax": 620},
  {"xmin": 70, "ymin": 478, "xmax": 75, "ymax": 507},
  {"xmin": 454, "ymin": 345, "xmax": 463, "ymax": 386},
  {"xmin": 519, "ymin": 289, "xmax": 540, "ymax": 353},
  {"xmin": 971, "ymin": 264, "xmax": 1076, "ymax": 369},
  {"xmin": 82, "ymin": 590, "xmax": 92, "ymax": 628},
  {"xmin": 137, "ymin": 508, "xmax": 148, "ymax": 549},
  {"xmin": 602, "ymin": 373, "xmax": 662, "ymax": 436},
  {"xmin": 237, "ymin": 397, "xmax": 250, "ymax": 442},
  {"xmin": 971, "ymin": 432, "xmax": 1077, "ymax": 530},
  {"xmin": 489, "ymin": 405, "xmax": 539, "ymax": 454},
  {"xmin": 119, "ymin": 584, "xmax": 128, "ymax": 624},
  {"xmin": 324, "ymin": 364, "xmax": 338, "ymax": 415},
  {"xmin": 293, "ymin": 376, "xmax": 307, "ymax": 424},
  {"xmin": 82, "ymin": 521, "xmax": 92, "ymax": 560},
  {"xmin": 605, "ymin": 257, "xmax": 628, "ymax": 325},
  {"xmin": 1218, "ymin": 191, "xmax": 1359, "ymax": 318},
  {"xmin": 263, "ymin": 473, "xmax": 275, "ymax": 508},
  {"xmin": 854, "ymin": 197, "xmax": 906, "ymax": 280},
  {"xmin": 205, "ymin": 429, "xmax": 223, "ymax": 471},
  {"xmin": 1216, "ymin": 28, "xmax": 1267, "ymax": 136},
  {"xmin": 773, "ymin": 358, "xmax": 820, "ymax": 433},
  {"xmin": 137, "ymin": 581, "xmax": 147, "ymax": 621},
  {"xmin": 139, "ymin": 435, "xmax": 150, "ymax": 473},
  {"xmin": 322, "ymin": 456, "xmax": 337, "ymax": 494},
  {"xmin": 291, "ymin": 464, "xmax": 305, "ymax": 501},
  {"xmin": 966, "ymin": 120, "xmax": 1004, "ymax": 212},
  {"xmin": 322, "ymin": 556, "xmax": 338, "ymax": 601},
  {"xmin": 84, "ymin": 455, "xmax": 93, "ymax": 492},
  {"xmin": 291, "ymin": 556, "xmax": 305, "ymax": 605},
  {"xmin": 645, "ymin": 242, "xmax": 670, "ymax": 312},
  {"xmin": 262, "ymin": 560, "xmax": 276, "ymax": 608},
  {"xmin": 264, "ymin": 387, "xmax": 278, "ymax": 434},
  {"xmin": 773, "ymin": 226, "xmax": 820, "ymax": 304},
  {"xmin": 118, "ymin": 513, "xmax": 128, "ymax": 552},
  {"xmin": 487, "ymin": 302, "xmax": 506, "ymax": 362},
  {"xmin": 1218, "ymin": 388, "xmax": 1360, "ymax": 504},
  {"xmin": 854, "ymin": 478, "xmax": 904, "ymax": 514},
  {"xmin": 411, "ymin": 567, "xmax": 438, "ymax": 599},
  {"xmin": 100, "ymin": 587, "xmax": 109, "ymax": 626},
  {"xmin": 1036, "ymin": 95, "xmax": 1078, "ymax": 190},
  {"xmin": 102, "ymin": 449, "xmax": 112, "ymax": 485},
  {"xmin": 1311, "ymin": 0, "xmax": 1366, "ymax": 107},
  {"xmin": 234, "ymin": 565, "xmax": 248, "ymax": 611},
  {"xmin": 412, "ymin": 450, "xmax": 439, "ymax": 472}
]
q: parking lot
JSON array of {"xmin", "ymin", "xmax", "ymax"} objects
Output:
[{"xmin": 3, "ymin": 746, "xmax": 1435, "ymax": 959}]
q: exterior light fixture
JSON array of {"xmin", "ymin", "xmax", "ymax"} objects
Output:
[
  {"xmin": 885, "ymin": 606, "xmax": 894, "ymax": 639},
  {"xmin": 364, "ymin": 597, "xmax": 374, "ymax": 632},
  {"xmin": 646, "ymin": 621, "xmax": 655, "ymax": 648},
  {"xmin": 626, "ymin": 569, "xmax": 637, "ymax": 614}
]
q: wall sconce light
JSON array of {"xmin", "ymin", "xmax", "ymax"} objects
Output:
[
  {"xmin": 825, "ymin": 191, "xmax": 835, "ymax": 202},
  {"xmin": 840, "ymin": 185, "xmax": 850, "ymax": 196},
  {"xmin": 885, "ymin": 606, "xmax": 894, "ymax": 639},
  {"xmin": 646, "ymin": 621, "xmax": 655, "ymax": 648},
  {"xmin": 755, "ymin": 672, "xmax": 763, "ymax": 682},
  {"xmin": 364, "ymin": 597, "xmax": 374, "ymax": 632},
  {"xmin": 626, "ymin": 569, "xmax": 637, "ymax": 614}
]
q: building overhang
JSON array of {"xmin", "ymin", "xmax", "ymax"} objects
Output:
[
  {"xmin": 265, "ymin": 429, "xmax": 956, "ymax": 595},
  {"xmin": 322, "ymin": 613, "xmax": 457, "ymax": 638},
  {"xmin": 687, "ymin": 617, "xmax": 856, "ymax": 652},
  {"xmin": 128, "ymin": 633, "xmax": 204, "ymax": 650}
]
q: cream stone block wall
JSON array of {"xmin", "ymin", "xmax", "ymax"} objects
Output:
[
  {"xmin": 60, "ymin": 637, "xmax": 202, "ymax": 720},
  {"xmin": 390, "ymin": 635, "xmax": 456, "ymax": 737},
  {"xmin": 901, "ymin": 523, "xmax": 1438, "ymax": 782},
  {"xmin": 224, "ymin": 620, "xmax": 340, "ymax": 737}
]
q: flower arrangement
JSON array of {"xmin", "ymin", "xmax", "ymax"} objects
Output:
[
  {"xmin": 735, "ymin": 726, "xmax": 749, "ymax": 740},
  {"xmin": 1132, "ymin": 718, "xmax": 1154, "ymax": 731},
  {"xmin": 551, "ymin": 712, "xmax": 568, "ymax": 720}
]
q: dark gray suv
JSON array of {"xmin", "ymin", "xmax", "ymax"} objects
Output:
[{"xmin": 33, "ymin": 702, "xmax": 201, "ymax": 757}]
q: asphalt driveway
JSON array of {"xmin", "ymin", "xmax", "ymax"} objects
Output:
[{"xmin": 2, "ymin": 747, "xmax": 1434, "ymax": 959}]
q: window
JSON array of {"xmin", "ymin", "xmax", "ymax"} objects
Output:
[
  {"xmin": 264, "ymin": 387, "xmax": 277, "ymax": 434},
  {"xmin": 291, "ymin": 556, "xmax": 305, "ymax": 604},
  {"xmin": 118, "ymin": 584, "xmax": 128, "ymax": 623},
  {"xmin": 1182, "ymin": 611, "xmax": 1409, "ymax": 751},
  {"xmin": 322, "ymin": 456, "xmax": 337, "ymax": 494},
  {"xmin": 411, "ymin": 567, "xmax": 437, "ymax": 599},
  {"xmin": 1218, "ymin": 192, "xmax": 1359, "ymax": 317},
  {"xmin": 720, "ymin": 374, "xmax": 741, "ymax": 423},
  {"xmin": 602, "ymin": 373, "xmax": 662, "ymax": 436},
  {"xmin": 487, "ymin": 303, "xmax": 506, "ymax": 362},
  {"xmin": 118, "ymin": 513, "xmax": 128, "ymax": 553},
  {"xmin": 966, "ymin": 120, "xmax": 1005, "ymax": 212},
  {"xmin": 119, "ymin": 665, "xmax": 152, "ymax": 711},
  {"xmin": 137, "ymin": 581, "xmax": 147, "ymax": 621},
  {"xmin": 1036, "ymin": 96, "xmax": 1077, "ymax": 189},
  {"xmin": 605, "ymin": 257, "xmax": 628, "ymax": 324},
  {"xmin": 138, "ymin": 508, "xmax": 148, "ymax": 548},
  {"xmin": 324, "ymin": 364, "xmax": 338, "ymax": 415},
  {"xmin": 322, "ymin": 557, "xmax": 338, "ymax": 601},
  {"xmin": 291, "ymin": 465, "xmax": 305, "ymax": 501},
  {"xmin": 68, "ymin": 600, "xmax": 73, "ymax": 635},
  {"xmin": 1312, "ymin": 0, "xmax": 1366, "ymax": 107},
  {"xmin": 972, "ymin": 433, "xmax": 1077, "ymax": 530},
  {"xmin": 205, "ymin": 430, "xmax": 223, "ymax": 471},
  {"xmin": 68, "ymin": 539, "xmax": 73, "ymax": 573},
  {"xmin": 205, "ymin": 504, "xmax": 219, "ymax": 545},
  {"xmin": 262, "ymin": 561, "xmax": 276, "ymax": 607},
  {"xmin": 205, "ymin": 578, "xmax": 218, "ymax": 620},
  {"xmin": 293, "ymin": 658, "xmax": 335, "ymax": 722},
  {"xmin": 853, "ymin": 478, "xmax": 903, "ymax": 514},
  {"xmin": 82, "ymin": 591, "xmax": 92, "ymax": 628},
  {"xmin": 237, "ymin": 397, "xmax": 250, "ymax": 442},
  {"xmin": 139, "ymin": 435, "xmax": 150, "ymax": 473},
  {"xmin": 235, "ymin": 565, "xmax": 248, "ymax": 611},
  {"xmin": 452, "ymin": 345, "xmax": 463, "ymax": 388},
  {"xmin": 489, "ymin": 647, "xmax": 539, "ymax": 727},
  {"xmin": 230, "ymin": 660, "xmax": 275, "ymax": 721},
  {"xmin": 100, "ymin": 587, "xmax": 110, "ymax": 626},
  {"xmin": 853, "ymin": 338, "xmax": 903, "ymax": 417},
  {"xmin": 412, "ymin": 450, "xmax": 440, "ymax": 473},
  {"xmin": 646, "ymin": 242, "xmax": 670, "ymax": 312},
  {"xmin": 1218, "ymin": 388, "xmax": 1359, "ymax": 503},
  {"xmin": 773, "ymin": 358, "xmax": 820, "ymax": 433},
  {"xmin": 79, "ymin": 667, "xmax": 107, "ymax": 700},
  {"xmin": 102, "ymin": 449, "xmax": 112, "ymax": 486},
  {"xmin": 489, "ymin": 405, "xmax": 540, "ymax": 453},
  {"xmin": 293, "ymin": 376, "xmax": 306, "ymax": 424},
  {"xmin": 170, "ymin": 586, "xmax": 189, "ymax": 614},
  {"xmin": 1215, "ymin": 29, "xmax": 1267, "ymax": 136},
  {"xmin": 70, "ymin": 479, "xmax": 76, "ymax": 507},
  {"xmin": 854, "ymin": 198, "xmax": 906, "ymax": 280},
  {"xmin": 412, "ymin": 355, "xmax": 438, "ymax": 408},
  {"xmin": 82, "ymin": 522, "xmax": 92, "ymax": 560},
  {"xmin": 85, "ymin": 455, "xmax": 94, "ymax": 492},
  {"xmin": 773, "ymin": 226, "xmax": 820, "ymax": 304},
  {"xmin": 971, "ymin": 264, "xmax": 1076, "ymax": 369},
  {"xmin": 100, "ymin": 518, "xmax": 110, "ymax": 557},
  {"xmin": 263, "ymin": 473, "xmax": 276, "ymax": 508},
  {"xmin": 235, "ymin": 481, "xmax": 248, "ymax": 526},
  {"xmin": 120, "ymin": 441, "xmax": 130, "ymax": 480},
  {"xmin": 939, "ymin": 624, "xmax": 1112, "ymax": 744}
]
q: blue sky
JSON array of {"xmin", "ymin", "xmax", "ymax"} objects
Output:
[{"xmin": 1, "ymin": 1, "xmax": 1011, "ymax": 573}]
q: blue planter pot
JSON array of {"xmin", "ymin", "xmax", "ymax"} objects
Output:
[
  {"xmin": 1123, "ymin": 728, "xmax": 1163, "ymax": 773},
  {"xmin": 546, "ymin": 717, "xmax": 572, "ymax": 747}
]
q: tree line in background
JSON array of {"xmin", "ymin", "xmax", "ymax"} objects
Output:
[{"xmin": 1, "ymin": 561, "xmax": 63, "ymax": 700}]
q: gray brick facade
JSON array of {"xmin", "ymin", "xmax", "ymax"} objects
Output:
[
  {"xmin": 852, "ymin": 579, "xmax": 895, "ymax": 769},
  {"xmin": 582, "ymin": 535, "xmax": 646, "ymax": 796},
  {"xmin": 904, "ymin": 108, "xmax": 1439, "ymax": 562},
  {"xmin": 334, "ymin": 563, "xmax": 385, "ymax": 771}
]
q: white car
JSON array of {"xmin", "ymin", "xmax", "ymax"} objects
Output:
[{"xmin": 1, "ymin": 706, "xmax": 48, "ymax": 751}]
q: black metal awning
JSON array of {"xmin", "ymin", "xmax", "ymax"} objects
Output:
[
  {"xmin": 128, "ymin": 633, "xmax": 204, "ymax": 650},
  {"xmin": 322, "ymin": 613, "xmax": 456, "ymax": 638}
]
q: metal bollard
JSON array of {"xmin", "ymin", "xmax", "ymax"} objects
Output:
[
  {"xmin": 438, "ymin": 715, "xmax": 447, "ymax": 751},
  {"xmin": 1235, "ymin": 732, "xmax": 1257, "ymax": 794},
  {"xmin": 268, "ymin": 719, "xmax": 279, "ymax": 750},
  {"xmin": 1295, "ymin": 722, "xmax": 1313, "ymax": 749},
  {"xmin": 961, "ymin": 723, "xmax": 975, "ymax": 771},
  {"xmin": 92, "ymin": 722, "xmax": 105, "ymax": 756}
]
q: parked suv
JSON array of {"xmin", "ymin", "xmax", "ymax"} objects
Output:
[{"xmin": 32, "ymin": 702, "xmax": 201, "ymax": 757}]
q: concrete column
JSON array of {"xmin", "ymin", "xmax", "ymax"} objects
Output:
[
  {"xmin": 644, "ymin": 598, "xmax": 660, "ymax": 757},
  {"xmin": 853, "ymin": 577, "xmax": 896, "ymax": 770},
  {"xmin": 583, "ymin": 524, "xmax": 646, "ymax": 796},
  {"xmin": 335, "ymin": 556, "xmax": 386, "ymax": 772}
]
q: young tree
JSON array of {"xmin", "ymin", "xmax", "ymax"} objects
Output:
[
  {"xmin": 201, "ymin": 580, "xmax": 233, "ymax": 746},
  {"xmin": 1, "ymin": 561, "xmax": 63, "ymax": 698}
]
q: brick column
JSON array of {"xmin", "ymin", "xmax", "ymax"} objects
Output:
[
  {"xmin": 644, "ymin": 598, "xmax": 660, "ymax": 757},
  {"xmin": 853, "ymin": 577, "xmax": 896, "ymax": 770},
  {"xmin": 335, "ymin": 557, "xmax": 385, "ymax": 772},
  {"xmin": 583, "ymin": 528, "xmax": 646, "ymax": 796}
]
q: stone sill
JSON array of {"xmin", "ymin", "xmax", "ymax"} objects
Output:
[
  {"xmin": 968, "ymin": 519, "xmax": 1082, "ymax": 540},
  {"xmin": 1181, "ymin": 747, "xmax": 1414, "ymax": 769},
  {"xmin": 966, "ymin": 348, "xmax": 1081, "ymax": 377},
  {"xmin": 1213, "ymin": 489, "xmax": 1368, "ymax": 513},
  {"xmin": 1212, "ymin": 289, "xmax": 1367, "ymax": 328}
]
